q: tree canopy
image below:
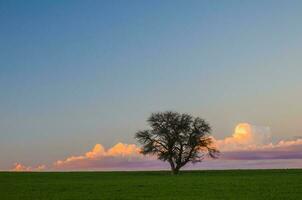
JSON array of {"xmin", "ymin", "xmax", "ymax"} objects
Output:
[{"xmin": 135, "ymin": 111, "xmax": 219, "ymax": 174}]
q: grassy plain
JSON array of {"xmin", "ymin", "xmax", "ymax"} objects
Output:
[{"xmin": 1, "ymin": 169, "xmax": 302, "ymax": 200}]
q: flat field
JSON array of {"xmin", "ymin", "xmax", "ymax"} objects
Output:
[{"xmin": 1, "ymin": 169, "xmax": 302, "ymax": 200}]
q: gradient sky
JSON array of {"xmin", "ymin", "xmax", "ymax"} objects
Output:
[{"xmin": 1, "ymin": 0, "xmax": 302, "ymax": 170}]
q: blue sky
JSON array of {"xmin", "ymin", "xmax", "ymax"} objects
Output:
[{"xmin": 1, "ymin": 0, "xmax": 302, "ymax": 169}]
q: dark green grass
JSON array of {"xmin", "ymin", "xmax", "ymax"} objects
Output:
[{"xmin": 1, "ymin": 169, "xmax": 302, "ymax": 200}]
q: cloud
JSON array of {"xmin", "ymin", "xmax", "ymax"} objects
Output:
[
  {"xmin": 11, "ymin": 163, "xmax": 46, "ymax": 172},
  {"xmin": 214, "ymin": 123, "xmax": 302, "ymax": 162},
  {"xmin": 215, "ymin": 123, "xmax": 272, "ymax": 151},
  {"xmin": 9, "ymin": 123, "xmax": 302, "ymax": 171},
  {"xmin": 53, "ymin": 143, "xmax": 161, "ymax": 170},
  {"xmin": 185, "ymin": 159, "xmax": 302, "ymax": 170},
  {"xmin": 221, "ymin": 138, "xmax": 302, "ymax": 160},
  {"xmin": 52, "ymin": 125, "xmax": 302, "ymax": 170}
]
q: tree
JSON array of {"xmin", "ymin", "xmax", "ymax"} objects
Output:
[{"xmin": 135, "ymin": 111, "xmax": 219, "ymax": 174}]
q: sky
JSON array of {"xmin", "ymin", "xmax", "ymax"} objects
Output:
[{"xmin": 0, "ymin": 0, "xmax": 302, "ymax": 171}]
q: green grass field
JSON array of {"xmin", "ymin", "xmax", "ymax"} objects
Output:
[{"xmin": 1, "ymin": 169, "xmax": 302, "ymax": 200}]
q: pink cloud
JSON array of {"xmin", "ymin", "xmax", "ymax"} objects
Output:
[
  {"xmin": 221, "ymin": 139, "xmax": 302, "ymax": 160},
  {"xmin": 215, "ymin": 123, "xmax": 272, "ymax": 151},
  {"xmin": 214, "ymin": 123, "xmax": 302, "ymax": 164},
  {"xmin": 185, "ymin": 159, "xmax": 302, "ymax": 170},
  {"xmin": 53, "ymin": 143, "xmax": 159, "ymax": 170},
  {"xmin": 11, "ymin": 163, "xmax": 46, "ymax": 172},
  {"xmin": 9, "ymin": 123, "xmax": 302, "ymax": 171}
]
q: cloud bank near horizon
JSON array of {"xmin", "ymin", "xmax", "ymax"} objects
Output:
[
  {"xmin": 215, "ymin": 123, "xmax": 272, "ymax": 151},
  {"xmin": 11, "ymin": 163, "xmax": 46, "ymax": 172},
  {"xmin": 53, "ymin": 143, "xmax": 160, "ymax": 170},
  {"xmin": 10, "ymin": 123, "xmax": 302, "ymax": 171},
  {"xmin": 216, "ymin": 123, "xmax": 302, "ymax": 160}
]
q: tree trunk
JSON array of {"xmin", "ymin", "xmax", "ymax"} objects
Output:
[
  {"xmin": 172, "ymin": 168, "xmax": 180, "ymax": 175},
  {"xmin": 169, "ymin": 160, "xmax": 178, "ymax": 175}
]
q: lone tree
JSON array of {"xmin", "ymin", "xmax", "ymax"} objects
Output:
[{"xmin": 135, "ymin": 111, "xmax": 219, "ymax": 174}]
